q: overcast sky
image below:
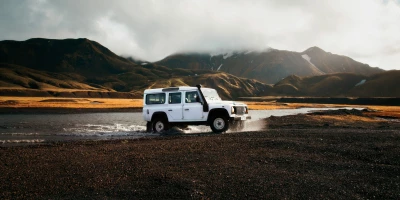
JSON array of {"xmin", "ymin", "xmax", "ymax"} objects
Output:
[{"xmin": 1, "ymin": 0, "xmax": 399, "ymax": 70}]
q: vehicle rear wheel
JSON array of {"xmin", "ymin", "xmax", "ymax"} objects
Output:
[
  {"xmin": 210, "ymin": 116, "xmax": 229, "ymax": 133},
  {"xmin": 152, "ymin": 117, "xmax": 169, "ymax": 133}
]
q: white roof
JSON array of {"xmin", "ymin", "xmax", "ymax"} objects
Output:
[{"xmin": 144, "ymin": 86, "xmax": 209, "ymax": 94}]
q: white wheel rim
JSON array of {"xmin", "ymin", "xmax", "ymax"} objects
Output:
[
  {"xmin": 155, "ymin": 121, "xmax": 164, "ymax": 132},
  {"xmin": 213, "ymin": 118, "xmax": 225, "ymax": 130}
]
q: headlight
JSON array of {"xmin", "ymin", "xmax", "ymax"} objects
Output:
[{"xmin": 231, "ymin": 106, "xmax": 235, "ymax": 114}]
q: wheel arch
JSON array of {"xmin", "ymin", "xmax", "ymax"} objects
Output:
[
  {"xmin": 207, "ymin": 108, "xmax": 229, "ymax": 124},
  {"xmin": 151, "ymin": 112, "xmax": 169, "ymax": 122}
]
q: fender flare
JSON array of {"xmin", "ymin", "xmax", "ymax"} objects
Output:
[
  {"xmin": 207, "ymin": 108, "xmax": 229, "ymax": 124},
  {"xmin": 151, "ymin": 112, "xmax": 169, "ymax": 122}
]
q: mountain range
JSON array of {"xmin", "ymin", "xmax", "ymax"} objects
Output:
[
  {"xmin": 0, "ymin": 38, "xmax": 398, "ymax": 99},
  {"xmin": 156, "ymin": 47, "xmax": 383, "ymax": 84}
]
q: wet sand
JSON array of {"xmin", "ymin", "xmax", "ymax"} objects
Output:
[{"xmin": 1, "ymin": 109, "xmax": 399, "ymax": 199}]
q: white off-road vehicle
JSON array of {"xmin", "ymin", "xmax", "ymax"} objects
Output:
[{"xmin": 143, "ymin": 85, "xmax": 251, "ymax": 133}]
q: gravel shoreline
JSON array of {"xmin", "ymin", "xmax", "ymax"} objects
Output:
[{"xmin": 1, "ymin": 110, "xmax": 400, "ymax": 199}]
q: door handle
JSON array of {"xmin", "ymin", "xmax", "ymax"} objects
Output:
[
  {"xmin": 168, "ymin": 109, "xmax": 172, "ymax": 111},
  {"xmin": 184, "ymin": 109, "xmax": 189, "ymax": 111}
]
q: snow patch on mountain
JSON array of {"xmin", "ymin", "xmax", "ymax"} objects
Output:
[
  {"xmin": 301, "ymin": 54, "xmax": 325, "ymax": 74},
  {"xmin": 209, "ymin": 50, "xmax": 233, "ymax": 59},
  {"xmin": 209, "ymin": 52, "xmax": 233, "ymax": 59},
  {"xmin": 301, "ymin": 54, "xmax": 313, "ymax": 64},
  {"xmin": 209, "ymin": 48, "xmax": 272, "ymax": 60},
  {"xmin": 217, "ymin": 64, "xmax": 223, "ymax": 71},
  {"xmin": 355, "ymin": 79, "xmax": 366, "ymax": 86},
  {"xmin": 223, "ymin": 52, "xmax": 233, "ymax": 59}
]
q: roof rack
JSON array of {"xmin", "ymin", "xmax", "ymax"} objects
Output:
[{"xmin": 161, "ymin": 87, "xmax": 180, "ymax": 92}]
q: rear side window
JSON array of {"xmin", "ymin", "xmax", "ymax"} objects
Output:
[
  {"xmin": 169, "ymin": 92, "xmax": 182, "ymax": 104},
  {"xmin": 146, "ymin": 93, "xmax": 166, "ymax": 104}
]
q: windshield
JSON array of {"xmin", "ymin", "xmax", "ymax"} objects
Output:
[{"xmin": 201, "ymin": 88, "xmax": 221, "ymax": 101}]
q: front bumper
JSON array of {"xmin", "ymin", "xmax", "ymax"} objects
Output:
[{"xmin": 230, "ymin": 116, "xmax": 251, "ymax": 121}]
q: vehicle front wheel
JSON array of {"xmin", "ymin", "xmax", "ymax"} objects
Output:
[
  {"xmin": 210, "ymin": 116, "xmax": 229, "ymax": 133},
  {"xmin": 152, "ymin": 117, "xmax": 169, "ymax": 133}
]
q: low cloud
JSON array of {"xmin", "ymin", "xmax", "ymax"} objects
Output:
[{"xmin": 1, "ymin": 0, "xmax": 399, "ymax": 70}]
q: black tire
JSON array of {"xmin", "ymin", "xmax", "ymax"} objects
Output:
[
  {"xmin": 210, "ymin": 116, "xmax": 229, "ymax": 133},
  {"xmin": 152, "ymin": 117, "xmax": 169, "ymax": 133}
]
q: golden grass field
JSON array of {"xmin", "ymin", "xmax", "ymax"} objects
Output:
[
  {"xmin": 0, "ymin": 96, "xmax": 347, "ymax": 110},
  {"xmin": 309, "ymin": 115, "xmax": 382, "ymax": 125},
  {"xmin": 365, "ymin": 105, "xmax": 400, "ymax": 118},
  {"xmin": 0, "ymin": 97, "xmax": 143, "ymax": 109},
  {"xmin": 0, "ymin": 96, "xmax": 399, "ymax": 118}
]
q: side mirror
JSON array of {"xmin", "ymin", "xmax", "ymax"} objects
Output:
[{"xmin": 196, "ymin": 96, "xmax": 202, "ymax": 104}]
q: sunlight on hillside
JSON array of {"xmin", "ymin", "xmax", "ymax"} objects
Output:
[
  {"xmin": 310, "ymin": 115, "xmax": 382, "ymax": 124},
  {"xmin": 0, "ymin": 97, "xmax": 143, "ymax": 109}
]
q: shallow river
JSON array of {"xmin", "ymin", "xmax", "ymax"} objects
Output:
[{"xmin": 0, "ymin": 107, "xmax": 360, "ymax": 145}]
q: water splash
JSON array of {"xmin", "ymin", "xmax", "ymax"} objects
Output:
[
  {"xmin": 62, "ymin": 123, "xmax": 149, "ymax": 137},
  {"xmin": 0, "ymin": 139, "xmax": 45, "ymax": 144},
  {"xmin": 0, "ymin": 133, "xmax": 40, "ymax": 136}
]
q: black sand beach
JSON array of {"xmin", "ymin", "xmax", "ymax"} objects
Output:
[{"xmin": 1, "ymin": 109, "xmax": 399, "ymax": 199}]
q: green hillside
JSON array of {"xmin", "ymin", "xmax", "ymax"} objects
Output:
[
  {"xmin": 271, "ymin": 72, "xmax": 400, "ymax": 97},
  {"xmin": 0, "ymin": 38, "xmax": 272, "ymax": 99}
]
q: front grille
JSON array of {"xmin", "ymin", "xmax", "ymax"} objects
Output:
[{"xmin": 235, "ymin": 106, "xmax": 245, "ymax": 115}]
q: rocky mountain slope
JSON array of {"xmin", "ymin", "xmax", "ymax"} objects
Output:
[
  {"xmin": 0, "ymin": 38, "xmax": 139, "ymax": 78},
  {"xmin": 0, "ymin": 38, "xmax": 271, "ymax": 99},
  {"xmin": 156, "ymin": 47, "xmax": 383, "ymax": 84},
  {"xmin": 347, "ymin": 70, "xmax": 400, "ymax": 97},
  {"xmin": 270, "ymin": 71, "xmax": 400, "ymax": 97}
]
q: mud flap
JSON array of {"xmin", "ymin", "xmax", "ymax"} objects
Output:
[{"xmin": 146, "ymin": 122, "xmax": 152, "ymax": 132}]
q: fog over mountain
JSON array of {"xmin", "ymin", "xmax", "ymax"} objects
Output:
[{"xmin": 1, "ymin": 0, "xmax": 400, "ymax": 70}]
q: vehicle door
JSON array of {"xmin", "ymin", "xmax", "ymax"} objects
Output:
[
  {"xmin": 167, "ymin": 92, "xmax": 183, "ymax": 121},
  {"xmin": 144, "ymin": 92, "xmax": 166, "ymax": 121},
  {"xmin": 183, "ymin": 91, "xmax": 204, "ymax": 121}
]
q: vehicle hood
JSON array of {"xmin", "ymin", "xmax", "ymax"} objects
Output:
[{"xmin": 208, "ymin": 100, "xmax": 247, "ymax": 106}]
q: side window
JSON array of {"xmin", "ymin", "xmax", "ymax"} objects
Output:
[
  {"xmin": 145, "ymin": 93, "xmax": 165, "ymax": 104},
  {"xmin": 185, "ymin": 91, "xmax": 199, "ymax": 103},
  {"xmin": 169, "ymin": 92, "xmax": 182, "ymax": 104}
]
